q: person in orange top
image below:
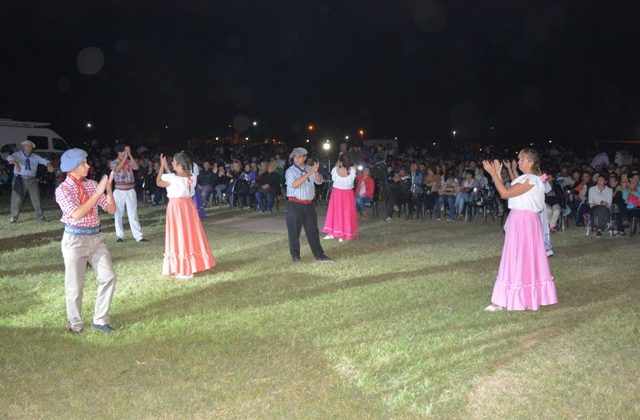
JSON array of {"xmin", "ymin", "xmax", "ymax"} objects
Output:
[{"xmin": 355, "ymin": 166, "xmax": 375, "ymax": 219}]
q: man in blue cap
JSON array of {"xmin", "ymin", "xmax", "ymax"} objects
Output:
[{"xmin": 55, "ymin": 148, "xmax": 117, "ymax": 334}]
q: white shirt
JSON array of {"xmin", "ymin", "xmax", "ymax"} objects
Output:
[
  {"xmin": 331, "ymin": 166, "xmax": 356, "ymax": 190},
  {"xmin": 508, "ymin": 174, "xmax": 545, "ymax": 212},
  {"xmin": 161, "ymin": 173, "xmax": 196, "ymax": 198},
  {"xmin": 588, "ymin": 185, "xmax": 613, "ymax": 206}
]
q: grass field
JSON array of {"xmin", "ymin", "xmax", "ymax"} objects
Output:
[{"xmin": 1, "ymin": 195, "xmax": 639, "ymax": 418}]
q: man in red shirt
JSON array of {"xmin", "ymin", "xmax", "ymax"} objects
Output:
[{"xmin": 55, "ymin": 148, "xmax": 117, "ymax": 334}]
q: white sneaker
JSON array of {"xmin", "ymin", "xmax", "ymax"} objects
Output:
[
  {"xmin": 175, "ymin": 274, "xmax": 194, "ymax": 279},
  {"xmin": 484, "ymin": 304, "xmax": 503, "ymax": 312},
  {"xmin": 338, "ymin": 238, "xmax": 344, "ymax": 243},
  {"xmin": 323, "ymin": 234, "xmax": 334, "ymax": 240},
  {"xmin": 546, "ymin": 249, "xmax": 554, "ymax": 257},
  {"xmin": 384, "ymin": 217, "xmax": 392, "ymax": 222}
]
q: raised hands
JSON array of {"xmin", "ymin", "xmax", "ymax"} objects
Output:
[
  {"xmin": 159, "ymin": 153, "xmax": 168, "ymax": 169},
  {"xmin": 482, "ymin": 160, "xmax": 503, "ymax": 180},
  {"xmin": 96, "ymin": 171, "xmax": 114, "ymax": 195},
  {"xmin": 310, "ymin": 161, "xmax": 320, "ymax": 174}
]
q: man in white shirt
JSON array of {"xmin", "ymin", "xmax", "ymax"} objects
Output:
[{"xmin": 587, "ymin": 174, "xmax": 613, "ymax": 235}]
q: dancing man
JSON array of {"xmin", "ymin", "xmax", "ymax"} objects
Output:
[
  {"xmin": 6, "ymin": 140, "xmax": 54, "ymax": 223},
  {"xmin": 285, "ymin": 147, "xmax": 333, "ymax": 263},
  {"xmin": 55, "ymin": 148, "xmax": 117, "ymax": 333},
  {"xmin": 109, "ymin": 144, "xmax": 147, "ymax": 242}
]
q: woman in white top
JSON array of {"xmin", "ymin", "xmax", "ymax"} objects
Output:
[
  {"xmin": 156, "ymin": 152, "xmax": 216, "ymax": 279},
  {"xmin": 322, "ymin": 153, "xmax": 359, "ymax": 241},
  {"xmin": 482, "ymin": 149, "xmax": 558, "ymax": 311}
]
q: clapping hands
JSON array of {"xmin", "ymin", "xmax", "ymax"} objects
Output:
[
  {"xmin": 159, "ymin": 153, "xmax": 168, "ymax": 168},
  {"xmin": 96, "ymin": 171, "xmax": 115, "ymax": 195},
  {"xmin": 482, "ymin": 160, "xmax": 503, "ymax": 179}
]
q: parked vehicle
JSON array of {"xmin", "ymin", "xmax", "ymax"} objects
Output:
[{"xmin": 0, "ymin": 119, "xmax": 70, "ymax": 159}]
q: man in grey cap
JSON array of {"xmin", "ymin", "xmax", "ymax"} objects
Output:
[
  {"xmin": 55, "ymin": 148, "xmax": 117, "ymax": 334},
  {"xmin": 284, "ymin": 147, "xmax": 333, "ymax": 263},
  {"xmin": 6, "ymin": 140, "xmax": 54, "ymax": 223}
]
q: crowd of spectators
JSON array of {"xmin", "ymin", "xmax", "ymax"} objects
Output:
[{"xmin": 1, "ymin": 139, "xmax": 639, "ymax": 236}]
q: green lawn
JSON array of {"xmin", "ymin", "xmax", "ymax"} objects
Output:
[{"xmin": 1, "ymin": 196, "xmax": 639, "ymax": 418}]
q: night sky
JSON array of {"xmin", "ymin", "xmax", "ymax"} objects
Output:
[{"xmin": 2, "ymin": 0, "xmax": 640, "ymax": 147}]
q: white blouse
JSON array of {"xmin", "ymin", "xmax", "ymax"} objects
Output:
[
  {"xmin": 508, "ymin": 173, "xmax": 545, "ymax": 212},
  {"xmin": 161, "ymin": 173, "xmax": 196, "ymax": 198},
  {"xmin": 331, "ymin": 166, "xmax": 356, "ymax": 190}
]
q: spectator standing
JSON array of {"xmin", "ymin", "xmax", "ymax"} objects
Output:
[{"xmin": 109, "ymin": 144, "xmax": 147, "ymax": 242}]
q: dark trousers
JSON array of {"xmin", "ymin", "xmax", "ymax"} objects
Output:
[
  {"xmin": 286, "ymin": 201, "xmax": 325, "ymax": 259},
  {"xmin": 11, "ymin": 176, "xmax": 44, "ymax": 220}
]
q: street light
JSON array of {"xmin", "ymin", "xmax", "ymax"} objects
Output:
[
  {"xmin": 86, "ymin": 122, "xmax": 92, "ymax": 129},
  {"xmin": 345, "ymin": 135, "xmax": 349, "ymax": 140},
  {"xmin": 358, "ymin": 129, "xmax": 365, "ymax": 138},
  {"xmin": 307, "ymin": 124, "xmax": 314, "ymax": 132},
  {"xmin": 252, "ymin": 121, "xmax": 258, "ymax": 127}
]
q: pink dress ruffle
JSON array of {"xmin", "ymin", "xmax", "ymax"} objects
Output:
[
  {"xmin": 163, "ymin": 197, "xmax": 217, "ymax": 276},
  {"xmin": 491, "ymin": 209, "xmax": 558, "ymax": 310},
  {"xmin": 323, "ymin": 188, "xmax": 359, "ymax": 240}
]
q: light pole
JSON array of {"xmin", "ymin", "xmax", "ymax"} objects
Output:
[{"xmin": 452, "ymin": 130, "xmax": 456, "ymax": 145}]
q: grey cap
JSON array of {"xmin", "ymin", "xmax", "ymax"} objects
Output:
[
  {"xmin": 289, "ymin": 147, "xmax": 308, "ymax": 159},
  {"xmin": 22, "ymin": 140, "xmax": 36, "ymax": 148}
]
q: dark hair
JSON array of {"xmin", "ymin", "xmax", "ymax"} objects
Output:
[
  {"xmin": 173, "ymin": 152, "xmax": 193, "ymax": 176},
  {"xmin": 339, "ymin": 152, "xmax": 352, "ymax": 168}
]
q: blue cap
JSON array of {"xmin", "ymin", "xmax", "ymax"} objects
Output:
[{"xmin": 60, "ymin": 148, "xmax": 88, "ymax": 172}]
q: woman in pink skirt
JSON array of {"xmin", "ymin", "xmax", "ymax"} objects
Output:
[
  {"xmin": 482, "ymin": 149, "xmax": 558, "ymax": 311},
  {"xmin": 323, "ymin": 153, "xmax": 359, "ymax": 242},
  {"xmin": 156, "ymin": 152, "xmax": 217, "ymax": 279}
]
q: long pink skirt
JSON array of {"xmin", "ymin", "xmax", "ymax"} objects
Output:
[
  {"xmin": 323, "ymin": 188, "xmax": 359, "ymax": 240},
  {"xmin": 163, "ymin": 197, "xmax": 217, "ymax": 277},
  {"xmin": 491, "ymin": 209, "xmax": 558, "ymax": 310}
]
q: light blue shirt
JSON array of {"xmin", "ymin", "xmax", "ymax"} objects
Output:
[
  {"xmin": 6, "ymin": 151, "xmax": 49, "ymax": 178},
  {"xmin": 285, "ymin": 164, "xmax": 321, "ymax": 200}
]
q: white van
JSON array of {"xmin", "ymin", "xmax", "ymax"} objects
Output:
[{"xmin": 0, "ymin": 119, "xmax": 70, "ymax": 159}]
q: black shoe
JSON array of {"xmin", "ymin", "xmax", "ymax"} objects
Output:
[
  {"xmin": 292, "ymin": 256, "xmax": 301, "ymax": 263},
  {"xmin": 9, "ymin": 217, "xmax": 17, "ymax": 223},
  {"xmin": 317, "ymin": 255, "xmax": 334, "ymax": 263},
  {"xmin": 116, "ymin": 237, "xmax": 124, "ymax": 243},
  {"xmin": 137, "ymin": 238, "xmax": 148, "ymax": 242},
  {"xmin": 91, "ymin": 323, "xmax": 114, "ymax": 333},
  {"xmin": 596, "ymin": 230, "xmax": 602, "ymax": 237},
  {"xmin": 39, "ymin": 217, "xmax": 48, "ymax": 222}
]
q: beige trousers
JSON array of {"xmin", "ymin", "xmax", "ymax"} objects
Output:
[{"xmin": 61, "ymin": 232, "xmax": 117, "ymax": 329}]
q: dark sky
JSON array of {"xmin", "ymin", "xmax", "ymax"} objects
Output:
[{"xmin": 2, "ymin": 0, "xmax": 640, "ymax": 147}]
